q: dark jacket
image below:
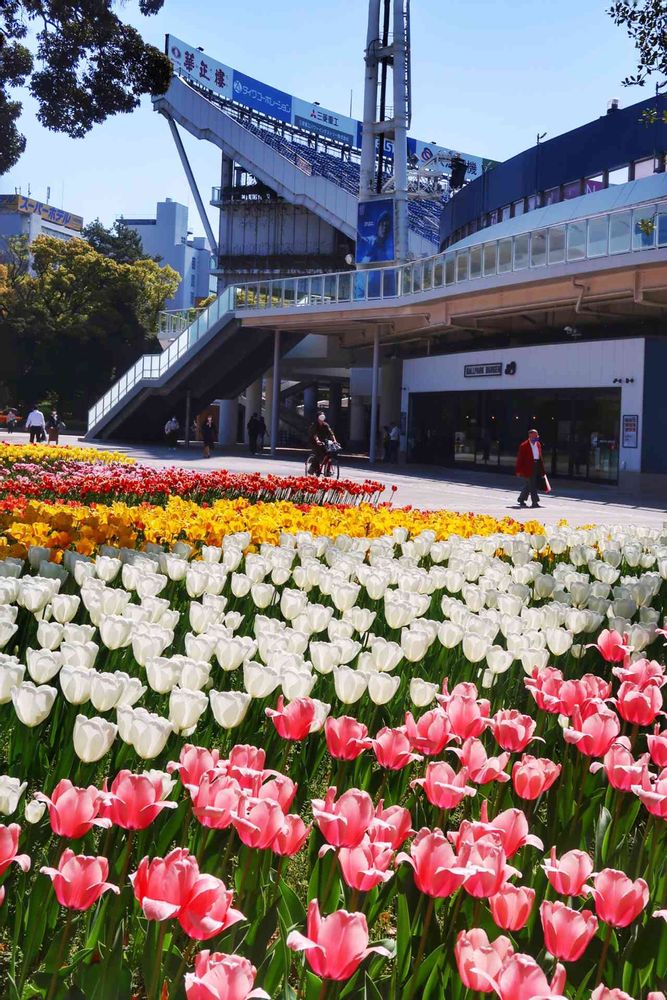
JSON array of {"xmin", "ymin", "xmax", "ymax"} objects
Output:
[
  {"xmin": 516, "ymin": 439, "xmax": 545, "ymax": 478},
  {"xmin": 202, "ymin": 421, "xmax": 217, "ymax": 446}
]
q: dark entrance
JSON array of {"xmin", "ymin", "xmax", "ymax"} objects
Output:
[{"xmin": 407, "ymin": 387, "xmax": 621, "ymax": 484}]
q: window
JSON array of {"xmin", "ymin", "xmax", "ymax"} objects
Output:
[
  {"xmin": 563, "ymin": 180, "xmax": 582, "ymax": 201},
  {"xmin": 513, "ymin": 233, "xmax": 530, "ymax": 269},
  {"xmin": 530, "ymin": 230, "xmax": 547, "ymax": 267},
  {"xmin": 548, "ymin": 226, "xmax": 566, "ymax": 264},
  {"xmin": 498, "ymin": 238, "xmax": 512, "ymax": 272},
  {"xmin": 469, "ymin": 245, "xmax": 482, "ymax": 278},
  {"xmin": 191, "ymin": 273, "xmax": 196, "ymax": 286},
  {"xmin": 526, "ymin": 194, "xmax": 539, "ymax": 212},
  {"xmin": 608, "ymin": 166, "xmax": 629, "ymax": 186},
  {"xmin": 501, "ymin": 206, "xmax": 511, "ymax": 222},
  {"xmin": 587, "ymin": 216, "xmax": 608, "ymax": 257},
  {"xmin": 456, "ymin": 252, "xmax": 469, "ymax": 282},
  {"xmin": 633, "ymin": 206, "xmax": 656, "ymax": 249},
  {"xmin": 657, "ymin": 210, "xmax": 667, "ymax": 246},
  {"xmin": 544, "ymin": 187, "xmax": 561, "ymax": 206},
  {"xmin": 634, "ymin": 157, "xmax": 656, "ymax": 179},
  {"xmin": 445, "ymin": 254, "xmax": 456, "ymax": 285},
  {"xmin": 567, "ymin": 221, "xmax": 586, "ymax": 260},
  {"xmin": 609, "ymin": 211, "xmax": 631, "ymax": 253},
  {"xmin": 513, "ymin": 199, "xmax": 525, "ymax": 218},
  {"xmin": 483, "ymin": 242, "xmax": 497, "ymax": 276},
  {"xmin": 585, "ymin": 174, "xmax": 604, "ymax": 194}
]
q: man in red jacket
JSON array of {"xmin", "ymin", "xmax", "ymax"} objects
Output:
[{"xmin": 516, "ymin": 428, "xmax": 545, "ymax": 508}]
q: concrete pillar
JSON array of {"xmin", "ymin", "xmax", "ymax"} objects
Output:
[
  {"xmin": 216, "ymin": 154, "xmax": 233, "ymax": 295},
  {"xmin": 215, "ymin": 399, "xmax": 238, "ymax": 446},
  {"xmin": 270, "ymin": 331, "xmax": 281, "ymax": 457},
  {"xmin": 263, "ymin": 376, "xmax": 273, "ymax": 426},
  {"xmin": 328, "ymin": 382, "xmax": 342, "ymax": 428},
  {"xmin": 244, "ymin": 380, "xmax": 262, "ymax": 444},
  {"xmin": 303, "ymin": 384, "xmax": 319, "ymax": 425},
  {"xmin": 350, "ymin": 396, "xmax": 367, "ymax": 446},
  {"xmin": 369, "ymin": 328, "xmax": 380, "ymax": 464},
  {"xmin": 379, "ymin": 359, "xmax": 403, "ymax": 428}
]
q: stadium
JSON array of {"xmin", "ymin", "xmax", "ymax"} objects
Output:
[{"xmin": 88, "ymin": 15, "xmax": 667, "ymax": 491}]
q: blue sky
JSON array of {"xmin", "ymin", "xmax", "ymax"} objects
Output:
[{"xmin": 2, "ymin": 0, "xmax": 647, "ymax": 236}]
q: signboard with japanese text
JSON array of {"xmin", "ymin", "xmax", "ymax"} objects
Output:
[
  {"xmin": 166, "ymin": 36, "xmax": 234, "ymax": 101},
  {"xmin": 232, "ymin": 69, "xmax": 292, "ymax": 123},
  {"xmin": 0, "ymin": 195, "xmax": 83, "ymax": 232},
  {"xmin": 292, "ymin": 97, "xmax": 356, "ymax": 147},
  {"xmin": 622, "ymin": 414, "xmax": 639, "ymax": 448}
]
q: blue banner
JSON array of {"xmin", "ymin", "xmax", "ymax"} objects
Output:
[
  {"xmin": 356, "ymin": 199, "xmax": 395, "ymax": 265},
  {"xmin": 232, "ymin": 70, "xmax": 292, "ymax": 123}
]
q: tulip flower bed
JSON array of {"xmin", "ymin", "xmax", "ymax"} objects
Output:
[
  {"xmin": 0, "ymin": 446, "xmax": 384, "ymax": 507},
  {"xmin": 0, "ymin": 523, "xmax": 666, "ymax": 1000}
]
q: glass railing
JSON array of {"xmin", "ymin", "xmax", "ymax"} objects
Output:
[
  {"xmin": 88, "ymin": 289, "xmax": 234, "ymax": 431},
  {"xmin": 233, "ymin": 197, "xmax": 667, "ymax": 312}
]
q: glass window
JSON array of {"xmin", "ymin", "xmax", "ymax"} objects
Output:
[
  {"xmin": 609, "ymin": 211, "xmax": 631, "ymax": 253},
  {"xmin": 585, "ymin": 174, "xmax": 604, "ymax": 194},
  {"xmin": 657, "ymin": 211, "xmax": 667, "ymax": 247},
  {"xmin": 563, "ymin": 180, "xmax": 582, "ymax": 201},
  {"xmin": 513, "ymin": 233, "xmax": 530, "ymax": 269},
  {"xmin": 567, "ymin": 221, "xmax": 586, "ymax": 260},
  {"xmin": 513, "ymin": 199, "xmax": 525, "ymax": 217},
  {"xmin": 483, "ymin": 242, "xmax": 497, "ymax": 276},
  {"xmin": 633, "ymin": 207, "xmax": 657, "ymax": 249},
  {"xmin": 530, "ymin": 230, "xmax": 547, "ymax": 267},
  {"xmin": 470, "ymin": 245, "xmax": 482, "ymax": 278},
  {"xmin": 456, "ymin": 252, "xmax": 469, "ymax": 282},
  {"xmin": 544, "ymin": 187, "xmax": 561, "ymax": 206},
  {"xmin": 526, "ymin": 194, "xmax": 539, "ymax": 212},
  {"xmin": 608, "ymin": 166, "xmax": 629, "ymax": 186},
  {"xmin": 488, "ymin": 209, "xmax": 498, "ymax": 226},
  {"xmin": 587, "ymin": 216, "xmax": 608, "ymax": 257},
  {"xmin": 501, "ymin": 206, "xmax": 511, "ymax": 222},
  {"xmin": 634, "ymin": 157, "xmax": 656, "ymax": 179},
  {"xmin": 548, "ymin": 226, "xmax": 566, "ymax": 264},
  {"xmin": 433, "ymin": 260, "xmax": 444, "ymax": 287},
  {"xmin": 498, "ymin": 239, "xmax": 512, "ymax": 272},
  {"xmin": 337, "ymin": 274, "xmax": 351, "ymax": 302},
  {"xmin": 445, "ymin": 254, "xmax": 456, "ymax": 285}
]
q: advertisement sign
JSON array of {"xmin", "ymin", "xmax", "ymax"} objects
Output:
[
  {"xmin": 0, "ymin": 194, "xmax": 83, "ymax": 232},
  {"xmin": 232, "ymin": 69, "xmax": 292, "ymax": 123},
  {"xmin": 166, "ymin": 36, "xmax": 234, "ymax": 101},
  {"xmin": 356, "ymin": 199, "xmax": 395, "ymax": 265},
  {"xmin": 292, "ymin": 97, "xmax": 356, "ymax": 146},
  {"xmin": 464, "ymin": 362, "xmax": 503, "ymax": 377},
  {"xmin": 622, "ymin": 414, "xmax": 639, "ymax": 448}
]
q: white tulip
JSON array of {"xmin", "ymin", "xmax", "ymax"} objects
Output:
[
  {"xmin": 216, "ymin": 636, "xmax": 256, "ymax": 672},
  {"xmin": 132, "ymin": 632, "xmax": 169, "ymax": 667},
  {"xmin": 136, "ymin": 574, "xmax": 167, "ymax": 600},
  {"xmin": 271, "ymin": 566, "xmax": 291, "ymax": 586},
  {"xmin": 461, "ymin": 633, "xmax": 490, "ymax": 663},
  {"xmin": 328, "ymin": 618, "xmax": 355, "ymax": 642},
  {"xmin": 223, "ymin": 611, "xmax": 244, "ymax": 632},
  {"xmin": 202, "ymin": 544, "xmax": 223, "ymax": 564},
  {"xmin": 35, "ymin": 621, "xmax": 63, "ymax": 651},
  {"xmin": 99, "ymin": 615, "xmax": 134, "ymax": 650},
  {"xmin": 309, "ymin": 642, "xmax": 341, "ymax": 675},
  {"xmin": 282, "ymin": 670, "xmax": 316, "ymax": 700},
  {"xmin": 162, "ymin": 554, "xmax": 189, "ymax": 581},
  {"xmin": 61, "ymin": 641, "xmax": 98, "ymax": 670},
  {"xmin": 180, "ymin": 661, "xmax": 212, "ymax": 691},
  {"xmin": 545, "ymin": 628, "xmax": 573, "ymax": 657},
  {"xmin": 184, "ymin": 632, "xmax": 217, "ymax": 663},
  {"xmin": 185, "ymin": 565, "xmax": 209, "ymax": 598},
  {"xmin": 222, "ymin": 548, "xmax": 244, "ymax": 573},
  {"xmin": 333, "ymin": 666, "xmax": 368, "ymax": 704},
  {"xmin": 333, "ymin": 638, "xmax": 362, "ymax": 665},
  {"xmin": 63, "ymin": 623, "xmax": 96, "ymax": 645},
  {"xmin": 0, "ymin": 776, "xmax": 27, "ymax": 815},
  {"xmin": 25, "ymin": 799, "xmax": 46, "ymax": 824},
  {"xmin": 11, "ymin": 682, "xmax": 57, "ymax": 727},
  {"xmin": 0, "ymin": 662, "xmax": 25, "ymax": 704},
  {"xmin": 280, "ymin": 589, "xmax": 309, "ymax": 622},
  {"xmin": 409, "ymin": 677, "xmax": 439, "ymax": 707},
  {"xmin": 342, "ymin": 607, "xmax": 376, "ymax": 635},
  {"xmin": 401, "ymin": 629, "xmax": 430, "ymax": 663},
  {"xmin": 118, "ymin": 707, "xmax": 173, "ymax": 759},
  {"xmin": 115, "ymin": 674, "xmax": 147, "ymax": 707},
  {"xmin": 330, "ymin": 582, "xmax": 361, "ymax": 613},
  {"xmin": 485, "ymin": 646, "xmax": 514, "ymax": 675},
  {"xmin": 145, "ymin": 657, "xmax": 182, "ymax": 694},
  {"xmin": 250, "ymin": 583, "xmax": 276, "ymax": 609},
  {"xmin": 26, "ymin": 649, "xmax": 62, "ymax": 684},
  {"xmin": 95, "ymin": 555, "xmax": 122, "ymax": 582},
  {"xmin": 140, "ymin": 596, "xmax": 170, "ymax": 623},
  {"xmin": 384, "ymin": 600, "xmax": 414, "ymax": 630},
  {"xmin": 370, "ymin": 638, "xmax": 403, "ymax": 673},
  {"xmin": 59, "ymin": 664, "xmax": 94, "ymax": 705},
  {"xmin": 17, "ymin": 584, "xmax": 51, "ymax": 615},
  {"xmin": 89, "ymin": 672, "xmax": 124, "ymax": 712},
  {"xmin": 368, "ymin": 672, "xmax": 401, "ymax": 705},
  {"xmin": 73, "ymin": 561, "xmax": 96, "ymax": 586},
  {"xmin": 437, "ymin": 621, "xmax": 464, "ymax": 649},
  {"xmin": 520, "ymin": 648, "xmax": 551, "ymax": 674},
  {"xmin": 49, "ymin": 594, "xmax": 80, "ymax": 625},
  {"xmin": 243, "ymin": 661, "xmax": 282, "ymax": 698},
  {"xmin": 73, "ymin": 714, "xmax": 117, "ymax": 762},
  {"xmin": 210, "ymin": 690, "xmax": 252, "ymax": 729},
  {"xmin": 0, "ymin": 621, "xmax": 18, "ymax": 651},
  {"xmin": 309, "ymin": 698, "xmax": 331, "ymax": 733},
  {"xmin": 168, "ymin": 687, "xmax": 208, "ymax": 736}
]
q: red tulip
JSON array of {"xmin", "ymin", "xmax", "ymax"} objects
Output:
[
  {"xmin": 632, "ymin": 767, "xmax": 667, "ymax": 819},
  {"xmin": 490, "ymin": 883, "xmax": 535, "ymax": 931},
  {"xmin": 590, "ymin": 868, "xmax": 649, "ymax": 927},
  {"xmin": 41, "ymin": 849, "xmax": 118, "ymax": 910},
  {"xmin": 324, "ymin": 716, "xmax": 371, "ymax": 760},
  {"xmin": 312, "ymin": 787, "xmax": 374, "ymax": 848},
  {"xmin": 191, "ymin": 773, "xmax": 242, "ymax": 830},
  {"xmin": 442, "ymin": 683, "xmax": 491, "ymax": 739},
  {"xmin": 455, "ymin": 927, "xmax": 514, "ymax": 993},
  {"xmin": 371, "ymin": 726, "xmax": 422, "ymax": 770},
  {"xmin": 492, "ymin": 709, "xmax": 537, "ymax": 752},
  {"xmin": 265, "ymin": 696, "xmax": 315, "ymax": 741},
  {"xmin": 101, "ymin": 770, "xmax": 177, "ymax": 831},
  {"xmin": 542, "ymin": 847, "xmax": 594, "ymax": 897},
  {"xmin": 524, "ymin": 666, "xmax": 564, "ymax": 714},
  {"xmin": 453, "ymin": 737, "xmax": 510, "ymax": 784},
  {"xmin": 647, "ymin": 725, "xmax": 667, "ymax": 768},
  {"xmin": 286, "ymin": 899, "xmax": 390, "ymax": 981},
  {"xmin": 257, "ymin": 774, "xmax": 297, "ymax": 812},
  {"xmin": 588, "ymin": 629, "xmax": 630, "ymax": 662},
  {"xmin": 589, "ymin": 739, "xmax": 649, "ymax": 792},
  {"xmin": 271, "ymin": 814, "xmax": 311, "ymax": 857},
  {"xmin": 512, "ymin": 755, "xmax": 562, "ymax": 800},
  {"xmin": 168, "ymin": 744, "xmax": 221, "ymax": 794},
  {"xmin": 397, "ymin": 827, "xmax": 468, "ymax": 898},
  {"xmin": 130, "ymin": 848, "xmax": 199, "ymax": 921},
  {"xmin": 368, "ymin": 801, "xmax": 413, "ymax": 850},
  {"xmin": 616, "ymin": 681, "xmax": 663, "ymax": 726},
  {"xmin": 0, "ymin": 823, "xmax": 30, "ymax": 876},
  {"xmin": 404, "ymin": 707, "xmax": 453, "ymax": 755},
  {"xmin": 233, "ymin": 797, "xmax": 285, "ymax": 849},
  {"xmin": 338, "ymin": 836, "xmax": 394, "ymax": 891},
  {"xmin": 185, "ymin": 950, "xmax": 269, "ymax": 1000},
  {"xmin": 35, "ymin": 779, "xmax": 109, "ymax": 839},
  {"xmin": 563, "ymin": 701, "xmax": 621, "ymax": 758},
  {"xmin": 541, "ymin": 900, "xmax": 598, "ymax": 962},
  {"xmin": 411, "ymin": 761, "xmax": 476, "ymax": 810}
]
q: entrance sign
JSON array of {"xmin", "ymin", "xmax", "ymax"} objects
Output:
[
  {"xmin": 464, "ymin": 362, "xmax": 503, "ymax": 378},
  {"xmin": 622, "ymin": 414, "xmax": 639, "ymax": 448}
]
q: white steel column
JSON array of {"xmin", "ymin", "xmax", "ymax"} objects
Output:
[
  {"xmin": 216, "ymin": 399, "xmax": 238, "ymax": 446},
  {"xmin": 392, "ymin": 0, "xmax": 410, "ymax": 263},
  {"xmin": 369, "ymin": 327, "xmax": 380, "ymax": 463},
  {"xmin": 270, "ymin": 330, "xmax": 281, "ymax": 457}
]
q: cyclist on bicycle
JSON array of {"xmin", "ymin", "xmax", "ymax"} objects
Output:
[{"xmin": 308, "ymin": 412, "xmax": 338, "ymax": 475}]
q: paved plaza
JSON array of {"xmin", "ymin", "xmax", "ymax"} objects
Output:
[{"xmin": 8, "ymin": 432, "xmax": 665, "ymax": 530}]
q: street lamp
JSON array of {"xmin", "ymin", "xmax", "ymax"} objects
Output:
[{"xmin": 535, "ymin": 132, "xmax": 547, "ymax": 201}]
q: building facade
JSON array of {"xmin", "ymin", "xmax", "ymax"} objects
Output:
[{"xmin": 0, "ymin": 194, "xmax": 83, "ymax": 252}]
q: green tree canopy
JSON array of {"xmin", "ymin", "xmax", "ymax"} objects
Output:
[
  {"xmin": 82, "ymin": 218, "xmax": 152, "ymax": 264},
  {"xmin": 0, "ymin": 1, "xmax": 172, "ymax": 174},
  {"xmin": 610, "ymin": 0, "xmax": 667, "ymax": 84}
]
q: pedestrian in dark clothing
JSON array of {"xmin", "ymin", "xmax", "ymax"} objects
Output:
[
  {"xmin": 47, "ymin": 410, "xmax": 65, "ymax": 445},
  {"xmin": 202, "ymin": 415, "xmax": 217, "ymax": 459},
  {"xmin": 516, "ymin": 428, "xmax": 546, "ymax": 508},
  {"xmin": 389, "ymin": 422, "xmax": 400, "ymax": 463},
  {"xmin": 247, "ymin": 413, "xmax": 260, "ymax": 455},
  {"xmin": 257, "ymin": 416, "xmax": 267, "ymax": 452},
  {"xmin": 382, "ymin": 425, "xmax": 391, "ymax": 463}
]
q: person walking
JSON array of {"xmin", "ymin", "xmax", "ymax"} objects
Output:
[
  {"xmin": 202, "ymin": 415, "xmax": 217, "ymax": 459},
  {"xmin": 516, "ymin": 428, "xmax": 546, "ymax": 508},
  {"xmin": 25, "ymin": 405, "xmax": 46, "ymax": 444},
  {"xmin": 389, "ymin": 422, "xmax": 400, "ymax": 463},
  {"xmin": 164, "ymin": 416, "xmax": 179, "ymax": 450},
  {"xmin": 257, "ymin": 415, "xmax": 267, "ymax": 453},
  {"xmin": 382, "ymin": 425, "xmax": 391, "ymax": 463},
  {"xmin": 247, "ymin": 412, "xmax": 260, "ymax": 455},
  {"xmin": 46, "ymin": 409, "xmax": 65, "ymax": 445},
  {"xmin": 5, "ymin": 408, "xmax": 17, "ymax": 434}
]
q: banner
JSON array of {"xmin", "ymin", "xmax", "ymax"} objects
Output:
[
  {"xmin": 166, "ymin": 36, "xmax": 234, "ymax": 101},
  {"xmin": 292, "ymin": 97, "xmax": 356, "ymax": 147},
  {"xmin": 0, "ymin": 195, "xmax": 83, "ymax": 232},
  {"xmin": 232, "ymin": 69, "xmax": 292, "ymax": 123},
  {"xmin": 356, "ymin": 199, "xmax": 395, "ymax": 264}
]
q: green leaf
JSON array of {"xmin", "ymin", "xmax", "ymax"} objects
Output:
[
  {"xmin": 278, "ymin": 880, "xmax": 306, "ymax": 932},
  {"xmin": 395, "ymin": 892, "xmax": 413, "ymax": 987},
  {"xmin": 595, "ymin": 805, "xmax": 612, "ymax": 865}
]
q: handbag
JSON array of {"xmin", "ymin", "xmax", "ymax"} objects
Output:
[{"xmin": 542, "ymin": 474, "xmax": 552, "ymax": 494}]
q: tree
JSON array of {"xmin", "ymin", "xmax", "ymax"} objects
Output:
[
  {"xmin": 82, "ymin": 218, "xmax": 151, "ymax": 264},
  {"xmin": 609, "ymin": 0, "xmax": 667, "ymax": 84},
  {"xmin": 0, "ymin": 1, "xmax": 172, "ymax": 174},
  {"xmin": 0, "ymin": 235, "xmax": 180, "ymax": 417}
]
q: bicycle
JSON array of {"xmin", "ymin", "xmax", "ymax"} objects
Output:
[{"xmin": 305, "ymin": 441, "xmax": 341, "ymax": 479}]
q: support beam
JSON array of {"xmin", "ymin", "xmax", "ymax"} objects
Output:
[
  {"xmin": 369, "ymin": 327, "xmax": 380, "ymax": 463},
  {"xmin": 184, "ymin": 389, "xmax": 192, "ymax": 449},
  {"xmin": 271, "ymin": 330, "xmax": 281, "ymax": 457},
  {"xmin": 166, "ymin": 116, "xmax": 219, "ymax": 256}
]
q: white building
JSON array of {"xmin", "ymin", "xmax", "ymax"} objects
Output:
[{"xmin": 0, "ymin": 194, "xmax": 83, "ymax": 250}]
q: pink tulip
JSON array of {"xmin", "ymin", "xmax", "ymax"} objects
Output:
[
  {"xmin": 371, "ymin": 726, "xmax": 422, "ymax": 770},
  {"xmin": 397, "ymin": 827, "xmax": 468, "ymax": 898},
  {"xmin": 168, "ymin": 744, "xmax": 221, "ymax": 794},
  {"xmin": 191, "ymin": 773, "xmax": 242, "ymax": 830},
  {"xmin": 185, "ymin": 951, "xmax": 269, "ymax": 1000},
  {"xmin": 257, "ymin": 774, "xmax": 297, "ymax": 812},
  {"xmin": 466, "ymin": 803, "xmax": 543, "ymax": 858},
  {"xmin": 563, "ymin": 701, "xmax": 621, "ymax": 758},
  {"xmin": 540, "ymin": 900, "xmax": 598, "ymax": 961},
  {"xmin": 271, "ymin": 814, "xmax": 311, "ymax": 857},
  {"xmin": 492, "ymin": 709, "xmax": 537, "ymax": 752},
  {"xmin": 616, "ymin": 681, "xmax": 663, "ymax": 726},
  {"xmin": 588, "ymin": 629, "xmax": 630, "ymax": 662},
  {"xmin": 287, "ymin": 899, "xmax": 390, "ymax": 981},
  {"xmin": 455, "ymin": 928, "xmax": 514, "ymax": 993},
  {"xmin": 441, "ymin": 683, "xmax": 491, "ymax": 739},
  {"xmin": 558, "ymin": 675, "xmax": 612, "ymax": 716},
  {"xmin": 228, "ymin": 744, "xmax": 266, "ymax": 772},
  {"xmin": 460, "ymin": 834, "xmax": 509, "ymax": 899},
  {"xmin": 524, "ymin": 666, "xmax": 564, "ymax": 714},
  {"xmin": 101, "ymin": 770, "xmax": 177, "ymax": 831},
  {"xmin": 591, "ymin": 988, "xmax": 636, "ymax": 1000},
  {"xmin": 312, "ymin": 787, "xmax": 374, "ymax": 848},
  {"xmin": 35, "ymin": 779, "xmax": 109, "ymax": 840},
  {"xmin": 492, "ymin": 953, "xmax": 567, "ymax": 1000},
  {"xmin": 512, "ymin": 755, "xmax": 562, "ymax": 800},
  {"xmin": 338, "ymin": 836, "xmax": 394, "ymax": 891},
  {"xmin": 411, "ymin": 761, "xmax": 476, "ymax": 810},
  {"xmin": 233, "ymin": 797, "xmax": 285, "ymax": 850},
  {"xmin": 614, "ymin": 657, "xmax": 665, "ymax": 690},
  {"xmin": 178, "ymin": 873, "xmax": 246, "ymax": 940},
  {"xmin": 404, "ymin": 707, "xmax": 453, "ymax": 755},
  {"xmin": 647, "ymin": 725, "xmax": 667, "ymax": 767},
  {"xmin": 632, "ymin": 767, "xmax": 667, "ymax": 819},
  {"xmin": 368, "ymin": 801, "xmax": 413, "ymax": 850},
  {"xmin": 0, "ymin": 823, "xmax": 30, "ymax": 876},
  {"xmin": 542, "ymin": 847, "xmax": 594, "ymax": 897},
  {"xmin": 589, "ymin": 739, "xmax": 649, "ymax": 792},
  {"xmin": 324, "ymin": 716, "xmax": 371, "ymax": 761},
  {"xmin": 0, "ymin": 886, "xmax": 4, "ymax": 906},
  {"xmin": 265, "ymin": 696, "xmax": 315, "ymax": 741},
  {"xmin": 41, "ymin": 849, "xmax": 118, "ymax": 910},
  {"xmin": 490, "ymin": 883, "xmax": 535, "ymax": 931},
  {"xmin": 590, "ymin": 868, "xmax": 649, "ymax": 927},
  {"xmin": 453, "ymin": 737, "xmax": 510, "ymax": 784}
]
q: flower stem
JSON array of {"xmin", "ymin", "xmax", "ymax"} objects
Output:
[
  {"xmin": 595, "ymin": 924, "xmax": 613, "ymax": 987},
  {"xmin": 45, "ymin": 909, "xmax": 73, "ymax": 1000},
  {"xmin": 149, "ymin": 921, "xmax": 168, "ymax": 1000}
]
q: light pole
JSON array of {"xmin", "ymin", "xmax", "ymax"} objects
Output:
[{"xmin": 535, "ymin": 132, "xmax": 547, "ymax": 202}]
